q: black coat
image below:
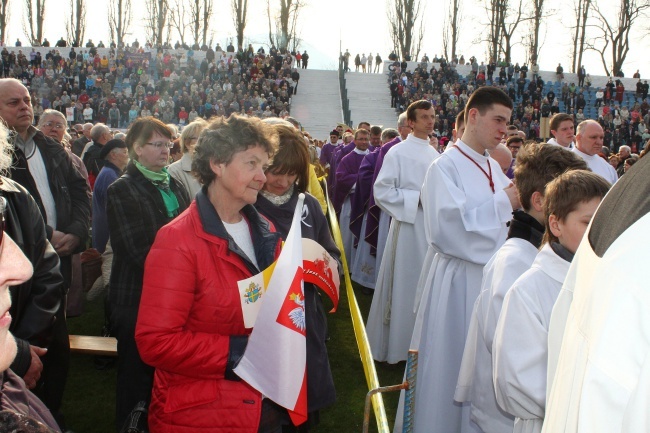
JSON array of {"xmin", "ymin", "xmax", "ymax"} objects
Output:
[
  {"xmin": 9, "ymin": 129, "xmax": 90, "ymax": 288},
  {"xmin": 1, "ymin": 177, "xmax": 64, "ymax": 377},
  {"xmin": 255, "ymin": 191, "xmax": 339, "ymax": 413},
  {"xmin": 107, "ymin": 162, "xmax": 190, "ymax": 308},
  {"xmin": 10, "ymin": 129, "xmax": 91, "ymax": 249}
]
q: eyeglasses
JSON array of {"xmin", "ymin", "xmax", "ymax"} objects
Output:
[
  {"xmin": 0, "ymin": 196, "xmax": 6, "ymax": 251},
  {"xmin": 43, "ymin": 121, "xmax": 66, "ymax": 129},
  {"xmin": 145, "ymin": 141, "xmax": 174, "ymax": 149}
]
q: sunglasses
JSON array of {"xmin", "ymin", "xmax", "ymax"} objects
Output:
[{"xmin": 0, "ymin": 196, "xmax": 6, "ymax": 251}]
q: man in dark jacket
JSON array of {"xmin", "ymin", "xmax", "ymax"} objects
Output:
[
  {"xmin": 82, "ymin": 123, "xmax": 112, "ymax": 188},
  {"xmin": 0, "ymin": 78, "xmax": 91, "ymax": 427}
]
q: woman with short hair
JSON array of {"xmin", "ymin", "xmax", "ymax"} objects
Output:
[
  {"xmin": 167, "ymin": 118, "xmax": 207, "ymax": 198},
  {"xmin": 254, "ymin": 124, "xmax": 339, "ymax": 431},
  {"xmin": 136, "ymin": 115, "xmax": 288, "ymax": 433},
  {"xmin": 106, "ymin": 117, "xmax": 190, "ymax": 431}
]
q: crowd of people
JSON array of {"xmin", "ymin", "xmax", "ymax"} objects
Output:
[
  {"xmin": 320, "ymin": 90, "xmax": 648, "ymax": 433},
  {"xmin": 1, "ymin": 40, "xmax": 649, "ymax": 433},
  {"xmin": 384, "ymin": 55, "xmax": 650, "ymax": 154},
  {"xmin": 0, "ymin": 70, "xmax": 337, "ymax": 432},
  {"xmin": 1, "ymin": 40, "xmax": 303, "ymax": 132}
]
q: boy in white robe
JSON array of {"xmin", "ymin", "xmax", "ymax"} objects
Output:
[
  {"xmin": 396, "ymin": 87, "xmax": 519, "ymax": 433},
  {"xmin": 493, "ymin": 170, "xmax": 610, "ymax": 433},
  {"xmin": 544, "ymin": 149, "xmax": 650, "ymax": 433},
  {"xmin": 455, "ymin": 143, "xmax": 588, "ymax": 433},
  {"xmin": 366, "ymin": 100, "xmax": 440, "ymax": 364}
]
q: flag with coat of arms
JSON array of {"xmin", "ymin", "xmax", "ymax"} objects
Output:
[{"xmin": 234, "ymin": 193, "xmax": 308, "ymax": 426}]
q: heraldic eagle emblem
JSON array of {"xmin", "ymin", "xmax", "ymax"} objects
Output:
[{"xmin": 288, "ymin": 293, "xmax": 306, "ymax": 331}]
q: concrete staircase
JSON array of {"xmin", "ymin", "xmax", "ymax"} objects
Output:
[
  {"xmin": 345, "ymin": 71, "xmax": 400, "ymax": 129},
  {"xmin": 290, "ymin": 69, "xmax": 343, "ymax": 140}
]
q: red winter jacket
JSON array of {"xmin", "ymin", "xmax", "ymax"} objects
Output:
[{"xmin": 136, "ymin": 192, "xmax": 282, "ymax": 433}]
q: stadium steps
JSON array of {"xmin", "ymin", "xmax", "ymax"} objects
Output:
[
  {"xmin": 290, "ymin": 69, "xmax": 343, "ymax": 140},
  {"xmin": 345, "ymin": 72, "xmax": 399, "ymax": 130}
]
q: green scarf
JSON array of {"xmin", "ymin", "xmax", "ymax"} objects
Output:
[{"xmin": 134, "ymin": 160, "xmax": 180, "ymax": 217}]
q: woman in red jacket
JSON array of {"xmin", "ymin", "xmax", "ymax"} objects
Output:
[{"xmin": 135, "ymin": 114, "xmax": 286, "ymax": 433}]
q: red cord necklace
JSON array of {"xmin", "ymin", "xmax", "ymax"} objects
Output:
[{"xmin": 454, "ymin": 145, "xmax": 495, "ymax": 193}]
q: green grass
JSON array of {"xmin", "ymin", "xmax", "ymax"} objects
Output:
[{"xmin": 62, "ymin": 282, "xmax": 405, "ymax": 433}]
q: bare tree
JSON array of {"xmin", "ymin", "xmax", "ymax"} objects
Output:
[
  {"xmin": 442, "ymin": 0, "xmax": 462, "ymax": 61},
  {"xmin": 231, "ymin": 0, "xmax": 248, "ymax": 51},
  {"xmin": 108, "ymin": 0, "xmax": 132, "ymax": 48},
  {"xmin": 484, "ymin": 0, "xmax": 530, "ymax": 63},
  {"xmin": 587, "ymin": 0, "xmax": 650, "ymax": 76},
  {"xmin": 201, "ymin": 0, "xmax": 213, "ymax": 46},
  {"xmin": 570, "ymin": 0, "xmax": 591, "ymax": 73},
  {"xmin": 169, "ymin": 0, "xmax": 190, "ymax": 47},
  {"xmin": 266, "ymin": 0, "xmax": 304, "ymax": 52},
  {"xmin": 0, "ymin": 0, "xmax": 9, "ymax": 46},
  {"xmin": 188, "ymin": 0, "xmax": 213, "ymax": 47},
  {"xmin": 65, "ymin": 0, "xmax": 85, "ymax": 47},
  {"xmin": 499, "ymin": 0, "xmax": 528, "ymax": 63},
  {"xmin": 23, "ymin": 0, "xmax": 45, "ymax": 46},
  {"xmin": 387, "ymin": 0, "xmax": 425, "ymax": 61},
  {"xmin": 144, "ymin": 0, "xmax": 168, "ymax": 47},
  {"xmin": 526, "ymin": 0, "xmax": 548, "ymax": 65},
  {"xmin": 486, "ymin": 0, "xmax": 505, "ymax": 62}
]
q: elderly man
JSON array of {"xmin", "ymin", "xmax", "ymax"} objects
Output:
[
  {"xmin": 0, "ymin": 78, "xmax": 91, "ymax": 426},
  {"xmin": 489, "ymin": 142, "xmax": 514, "ymax": 176},
  {"xmin": 82, "ymin": 123, "xmax": 113, "ymax": 188},
  {"xmin": 616, "ymin": 145, "xmax": 631, "ymax": 177},
  {"xmin": 92, "ymin": 139, "xmax": 129, "ymax": 254},
  {"xmin": 71, "ymin": 122, "xmax": 92, "ymax": 157},
  {"xmin": 573, "ymin": 120, "xmax": 618, "ymax": 184}
]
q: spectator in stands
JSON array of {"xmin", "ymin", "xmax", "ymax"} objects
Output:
[{"xmin": 107, "ymin": 117, "xmax": 190, "ymax": 430}]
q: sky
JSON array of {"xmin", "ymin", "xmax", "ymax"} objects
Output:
[{"xmin": 5, "ymin": 0, "xmax": 649, "ymax": 77}]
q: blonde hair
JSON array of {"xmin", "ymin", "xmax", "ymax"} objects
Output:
[{"xmin": 180, "ymin": 118, "xmax": 207, "ymax": 153}]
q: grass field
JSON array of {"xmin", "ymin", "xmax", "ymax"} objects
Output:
[{"xmin": 62, "ymin": 283, "xmax": 406, "ymax": 433}]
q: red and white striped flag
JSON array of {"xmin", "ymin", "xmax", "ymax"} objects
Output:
[{"xmin": 234, "ymin": 194, "xmax": 308, "ymax": 426}]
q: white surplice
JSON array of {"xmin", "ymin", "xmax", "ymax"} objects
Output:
[
  {"xmin": 543, "ymin": 213, "xmax": 650, "ymax": 433},
  {"xmin": 351, "ymin": 212, "xmax": 377, "ymax": 288},
  {"xmin": 396, "ymin": 139, "xmax": 513, "ymax": 433},
  {"xmin": 493, "ymin": 244, "xmax": 570, "ymax": 433},
  {"xmin": 374, "ymin": 210, "xmax": 391, "ymax": 282},
  {"xmin": 455, "ymin": 237, "xmax": 539, "ymax": 433},
  {"xmin": 340, "ymin": 194, "xmax": 356, "ymax": 268},
  {"xmin": 366, "ymin": 135, "xmax": 440, "ymax": 363},
  {"xmin": 571, "ymin": 147, "xmax": 618, "ymax": 184}
]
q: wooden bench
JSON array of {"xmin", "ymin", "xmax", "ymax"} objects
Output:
[{"xmin": 69, "ymin": 335, "xmax": 118, "ymax": 357}]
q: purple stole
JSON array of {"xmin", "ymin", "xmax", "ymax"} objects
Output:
[
  {"xmin": 333, "ymin": 150, "xmax": 366, "ymax": 215},
  {"xmin": 349, "ymin": 149, "xmax": 380, "ymax": 247},
  {"xmin": 364, "ymin": 136, "xmax": 402, "ymax": 255}
]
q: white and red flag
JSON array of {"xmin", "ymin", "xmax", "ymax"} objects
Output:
[{"xmin": 234, "ymin": 194, "xmax": 308, "ymax": 426}]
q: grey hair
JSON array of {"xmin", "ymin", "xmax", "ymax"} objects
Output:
[
  {"xmin": 38, "ymin": 109, "xmax": 67, "ymax": 126},
  {"xmin": 381, "ymin": 128, "xmax": 399, "ymax": 141},
  {"xmin": 0, "ymin": 122, "xmax": 12, "ymax": 173},
  {"xmin": 90, "ymin": 123, "xmax": 110, "ymax": 142},
  {"xmin": 397, "ymin": 112, "xmax": 408, "ymax": 128}
]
